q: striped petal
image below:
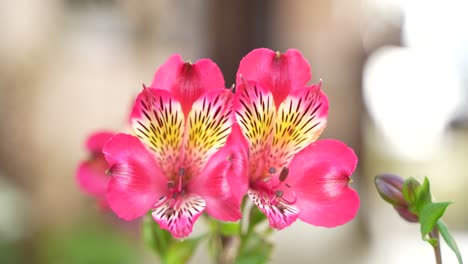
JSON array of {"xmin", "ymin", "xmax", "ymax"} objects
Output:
[
  {"xmin": 152, "ymin": 194, "xmax": 206, "ymax": 239},
  {"xmin": 131, "ymin": 88, "xmax": 184, "ymax": 175},
  {"xmin": 151, "ymin": 55, "xmax": 225, "ymax": 116},
  {"xmin": 234, "ymin": 80, "xmax": 276, "ymax": 180},
  {"xmin": 268, "ymin": 83, "xmax": 328, "ymax": 169},
  {"xmin": 189, "ymin": 124, "xmax": 249, "ymax": 221},
  {"xmin": 248, "ymin": 189, "xmax": 299, "ymax": 230},
  {"xmin": 183, "ymin": 89, "xmax": 234, "ymax": 176}
]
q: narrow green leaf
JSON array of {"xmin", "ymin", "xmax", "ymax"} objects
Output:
[
  {"xmin": 415, "ymin": 177, "xmax": 432, "ymax": 212},
  {"xmin": 420, "ymin": 202, "xmax": 452, "ymax": 238},
  {"xmin": 166, "ymin": 237, "xmax": 202, "ymax": 264},
  {"xmin": 437, "ymin": 220, "xmax": 464, "ymax": 264}
]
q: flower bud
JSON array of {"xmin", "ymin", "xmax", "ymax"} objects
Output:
[
  {"xmin": 375, "ymin": 174, "xmax": 419, "ymax": 223},
  {"xmin": 394, "ymin": 205, "xmax": 419, "ymax": 223},
  {"xmin": 375, "ymin": 174, "xmax": 407, "ymax": 206}
]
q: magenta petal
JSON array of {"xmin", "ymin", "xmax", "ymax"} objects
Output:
[
  {"xmin": 236, "ymin": 48, "xmax": 311, "ymax": 104},
  {"xmin": 287, "ymin": 139, "xmax": 359, "ymax": 227},
  {"xmin": 150, "ymin": 54, "xmax": 225, "ymax": 116},
  {"xmin": 76, "ymin": 158, "xmax": 109, "ymax": 197},
  {"xmin": 103, "ymin": 133, "xmax": 167, "ymax": 221},
  {"xmin": 189, "ymin": 124, "xmax": 249, "ymax": 221},
  {"xmin": 298, "ymin": 189, "xmax": 359, "ymax": 227},
  {"xmin": 85, "ymin": 131, "xmax": 114, "ymax": 153}
]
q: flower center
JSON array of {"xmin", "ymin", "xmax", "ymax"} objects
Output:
[{"xmin": 251, "ymin": 166, "xmax": 297, "ymax": 206}]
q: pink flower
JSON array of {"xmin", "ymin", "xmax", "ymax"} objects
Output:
[
  {"xmin": 76, "ymin": 131, "xmax": 114, "ymax": 209},
  {"xmin": 234, "ymin": 48, "xmax": 359, "ymax": 229},
  {"xmin": 103, "ymin": 55, "xmax": 248, "ymax": 239}
]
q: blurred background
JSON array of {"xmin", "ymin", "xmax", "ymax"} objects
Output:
[{"xmin": 1, "ymin": 0, "xmax": 467, "ymax": 263}]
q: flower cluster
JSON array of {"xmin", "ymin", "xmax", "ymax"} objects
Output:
[{"xmin": 77, "ymin": 48, "xmax": 360, "ymax": 239}]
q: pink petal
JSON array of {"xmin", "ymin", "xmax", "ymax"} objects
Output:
[
  {"xmin": 76, "ymin": 156, "xmax": 109, "ymax": 197},
  {"xmin": 287, "ymin": 139, "xmax": 359, "ymax": 227},
  {"xmin": 236, "ymin": 48, "xmax": 311, "ymax": 104},
  {"xmin": 85, "ymin": 131, "xmax": 114, "ymax": 153},
  {"xmin": 234, "ymin": 79, "xmax": 276, "ymax": 181},
  {"xmin": 152, "ymin": 194, "xmax": 206, "ymax": 239},
  {"xmin": 150, "ymin": 54, "xmax": 225, "ymax": 116},
  {"xmin": 184, "ymin": 89, "xmax": 234, "ymax": 177},
  {"xmin": 189, "ymin": 124, "xmax": 249, "ymax": 221},
  {"xmin": 130, "ymin": 88, "xmax": 184, "ymax": 176},
  {"xmin": 103, "ymin": 133, "xmax": 168, "ymax": 221},
  {"xmin": 248, "ymin": 189, "xmax": 299, "ymax": 230},
  {"xmin": 268, "ymin": 83, "xmax": 328, "ymax": 169}
]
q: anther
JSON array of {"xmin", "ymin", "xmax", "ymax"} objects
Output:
[
  {"xmin": 275, "ymin": 190, "xmax": 283, "ymax": 197},
  {"xmin": 105, "ymin": 168, "xmax": 112, "ymax": 175},
  {"xmin": 279, "ymin": 167, "xmax": 289, "ymax": 182},
  {"xmin": 179, "ymin": 167, "xmax": 186, "ymax": 176},
  {"xmin": 167, "ymin": 181, "xmax": 175, "ymax": 189}
]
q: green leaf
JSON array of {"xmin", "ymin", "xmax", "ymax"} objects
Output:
[
  {"xmin": 165, "ymin": 237, "xmax": 202, "ymax": 264},
  {"xmin": 142, "ymin": 214, "xmax": 172, "ymax": 259},
  {"xmin": 235, "ymin": 235, "xmax": 273, "ymax": 264},
  {"xmin": 219, "ymin": 221, "xmax": 241, "ymax": 236},
  {"xmin": 415, "ymin": 177, "xmax": 432, "ymax": 212},
  {"xmin": 420, "ymin": 202, "xmax": 452, "ymax": 239},
  {"xmin": 437, "ymin": 220, "xmax": 464, "ymax": 264}
]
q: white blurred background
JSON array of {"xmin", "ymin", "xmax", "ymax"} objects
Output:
[{"xmin": 0, "ymin": 0, "xmax": 467, "ymax": 263}]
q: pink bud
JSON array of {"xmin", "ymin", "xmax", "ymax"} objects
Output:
[
  {"xmin": 375, "ymin": 174, "xmax": 419, "ymax": 223},
  {"xmin": 375, "ymin": 174, "xmax": 407, "ymax": 206}
]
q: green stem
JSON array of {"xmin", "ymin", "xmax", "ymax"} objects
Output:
[
  {"xmin": 430, "ymin": 228, "xmax": 442, "ymax": 264},
  {"xmin": 216, "ymin": 235, "xmax": 238, "ymax": 264}
]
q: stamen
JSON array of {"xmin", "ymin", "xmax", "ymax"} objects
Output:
[
  {"xmin": 179, "ymin": 167, "xmax": 186, "ymax": 176},
  {"xmin": 275, "ymin": 190, "xmax": 283, "ymax": 197},
  {"xmin": 229, "ymin": 83, "xmax": 236, "ymax": 93},
  {"xmin": 167, "ymin": 181, "xmax": 175, "ymax": 189},
  {"xmin": 279, "ymin": 167, "xmax": 289, "ymax": 182},
  {"xmin": 262, "ymin": 176, "xmax": 272, "ymax": 182},
  {"xmin": 281, "ymin": 191, "xmax": 297, "ymax": 205}
]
